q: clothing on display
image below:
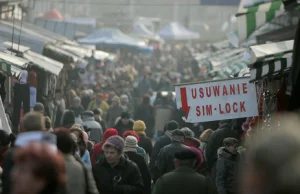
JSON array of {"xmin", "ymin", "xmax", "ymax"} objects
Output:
[
  {"xmin": 30, "ymin": 86, "xmax": 37, "ymax": 108},
  {"xmin": 19, "ymin": 70, "xmax": 28, "ymax": 84}
]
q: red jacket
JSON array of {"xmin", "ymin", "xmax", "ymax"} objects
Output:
[{"xmin": 91, "ymin": 128, "xmax": 118, "ymax": 166}]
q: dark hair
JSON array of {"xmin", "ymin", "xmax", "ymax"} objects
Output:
[
  {"xmin": 0, "ymin": 130, "xmax": 15, "ymax": 147},
  {"xmin": 44, "ymin": 117, "xmax": 52, "ymax": 130},
  {"xmin": 55, "ymin": 129, "xmax": 76, "ymax": 154},
  {"xmin": 142, "ymin": 94, "xmax": 151, "ymax": 105},
  {"xmin": 93, "ymin": 108, "xmax": 101, "ymax": 115}
]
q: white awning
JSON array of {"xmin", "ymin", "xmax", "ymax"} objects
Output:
[{"xmin": 23, "ymin": 50, "xmax": 63, "ymax": 76}]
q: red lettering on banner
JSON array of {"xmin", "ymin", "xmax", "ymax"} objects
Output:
[
  {"xmin": 240, "ymin": 101, "xmax": 246, "ymax": 112},
  {"xmin": 225, "ymin": 103, "xmax": 231, "ymax": 113},
  {"xmin": 199, "ymin": 88, "xmax": 204, "ymax": 98},
  {"xmin": 191, "ymin": 88, "xmax": 197, "ymax": 99},
  {"xmin": 206, "ymin": 105, "xmax": 212, "ymax": 116},
  {"xmin": 206, "ymin": 87, "xmax": 211, "ymax": 97},
  {"xmin": 237, "ymin": 84, "xmax": 241, "ymax": 94},
  {"xmin": 196, "ymin": 106, "xmax": 200, "ymax": 116},
  {"xmin": 223, "ymin": 85, "xmax": 228, "ymax": 96},
  {"xmin": 230, "ymin": 85, "xmax": 235, "ymax": 95},
  {"xmin": 233, "ymin": 102, "xmax": 238, "ymax": 112},
  {"xmin": 242, "ymin": 83, "xmax": 248, "ymax": 94},
  {"xmin": 219, "ymin": 104, "xmax": 224, "ymax": 114},
  {"xmin": 213, "ymin": 86, "xmax": 220, "ymax": 96}
]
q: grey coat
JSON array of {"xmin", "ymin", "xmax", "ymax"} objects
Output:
[{"xmin": 82, "ymin": 117, "xmax": 103, "ymax": 143}]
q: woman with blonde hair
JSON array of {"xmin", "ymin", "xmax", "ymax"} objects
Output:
[{"xmin": 199, "ymin": 128, "xmax": 214, "ymax": 160}]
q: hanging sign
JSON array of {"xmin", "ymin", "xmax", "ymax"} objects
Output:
[{"xmin": 175, "ymin": 77, "xmax": 258, "ymax": 123}]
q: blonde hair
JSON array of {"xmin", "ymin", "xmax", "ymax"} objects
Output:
[{"xmin": 199, "ymin": 129, "xmax": 213, "ymax": 142}]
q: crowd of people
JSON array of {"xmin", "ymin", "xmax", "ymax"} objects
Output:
[{"xmin": 0, "ymin": 43, "xmax": 298, "ymax": 194}]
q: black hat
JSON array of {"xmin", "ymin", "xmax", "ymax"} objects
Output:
[
  {"xmin": 174, "ymin": 149, "xmax": 197, "ymax": 160},
  {"xmin": 171, "ymin": 129, "xmax": 185, "ymax": 137},
  {"xmin": 121, "ymin": 112, "xmax": 130, "ymax": 119},
  {"xmin": 81, "ymin": 111, "xmax": 94, "ymax": 117},
  {"xmin": 166, "ymin": 120, "xmax": 179, "ymax": 131}
]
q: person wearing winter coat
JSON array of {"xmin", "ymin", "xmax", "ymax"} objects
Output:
[
  {"xmin": 123, "ymin": 130, "xmax": 147, "ymax": 162},
  {"xmin": 81, "ymin": 111, "xmax": 103, "ymax": 143},
  {"xmin": 205, "ymin": 120, "xmax": 239, "ymax": 182},
  {"xmin": 55, "ymin": 129, "xmax": 99, "ymax": 194},
  {"xmin": 154, "ymin": 129, "xmax": 189, "ymax": 180},
  {"xmin": 216, "ymin": 138, "xmax": 239, "ymax": 194},
  {"xmin": 134, "ymin": 95, "xmax": 155, "ymax": 138},
  {"xmin": 93, "ymin": 108, "xmax": 107, "ymax": 131},
  {"xmin": 124, "ymin": 136, "xmax": 151, "ymax": 194},
  {"xmin": 133, "ymin": 120, "xmax": 153, "ymax": 162},
  {"xmin": 152, "ymin": 149, "xmax": 217, "ymax": 194},
  {"xmin": 199, "ymin": 128, "xmax": 214, "ymax": 160},
  {"xmin": 149, "ymin": 120, "xmax": 178, "ymax": 180},
  {"xmin": 92, "ymin": 136, "xmax": 144, "ymax": 194},
  {"xmin": 114, "ymin": 112, "xmax": 135, "ymax": 136},
  {"xmin": 91, "ymin": 128, "xmax": 118, "ymax": 166},
  {"xmin": 106, "ymin": 96, "xmax": 125, "ymax": 128}
]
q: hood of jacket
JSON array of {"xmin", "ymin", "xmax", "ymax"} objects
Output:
[
  {"xmin": 184, "ymin": 137, "xmax": 201, "ymax": 148},
  {"xmin": 114, "ymin": 116, "xmax": 135, "ymax": 126},
  {"xmin": 217, "ymin": 147, "xmax": 238, "ymax": 160}
]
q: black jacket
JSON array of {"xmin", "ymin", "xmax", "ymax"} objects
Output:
[
  {"xmin": 205, "ymin": 123, "xmax": 239, "ymax": 170},
  {"xmin": 1, "ymin": 148, "xmax": 14, "ymax": 194},
  {"xmin": 153, "ymin": 167, "xmax": 217, "ymax": 194},
  {"xmin": 92, "ymin": 155, "xmax": 144, "ymax": 194},
  {"xmin": 134, "ymin": 104, "xmax": 155, "ymax": 133},
  {"xmin": 125, "ymin": 151, "xmax": 151, "ymax": 194},
  {"xmin": 113, "ymin": 118, "xmax": 135, "ymax": 136},
  {"xmin": 138, "ymin": 134, "xmax": 153, "ymax": 157},
  {"xmin": 216, "ymin": 147, "xmax": 239, "ymax": 194},
  {"xmin": 149, "ymin": 134, "xmax": 171, "ymax": 176},
  {"xmin": 154, "ymin": 141, "xmax": 189, "ymax": 179}
]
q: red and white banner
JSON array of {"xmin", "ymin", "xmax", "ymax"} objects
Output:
[{"xmin": 175, "ymin": 77, "xmax": 258, "ymax": 123}]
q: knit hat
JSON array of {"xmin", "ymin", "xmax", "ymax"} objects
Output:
[
  {"xmin": 181, "ymin": 127, "xmax": 194, "ymax": 138},
  {"xmin": 121, "ymin": 112, "xmax": 130, "ymax": 119},
  {"xmin": 112, "ymin": 96, "xmax": 120, "ymax": 103},
  {"xmin": 103, "ymin": 135, "xmax": 125, "ymax": 153},
  {"xmin": 166, "ymin": 120, "xmax": 179, "ymax": 131},
  {"xmin": 123, "ymin": 130, "xmax": 140, "ymax": 142},
  {"xmin": 103, "ymin": 128, "xmax": 118, "ymax": 141},
  {"xmin": 125, "ymin": 135, "xmax": 138, "ymax": 148},
  {"xmin": 33, "ymin": 102, "xmax": 44, "ymax": 114},
  {"xmin": 133, "ymin": 120, "xmax": 146, "ymax": 134},
  {"xmin": 172, "ymin": 129, "xmax": 185, "ymax": 137}
]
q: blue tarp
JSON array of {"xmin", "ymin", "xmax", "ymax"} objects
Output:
[
  {"xmin": 158, "ymin": 22, "xmax": 200, "ymax": 40},
  {"xmin": 78, "ymin": 28, "xmax": 153, "ymax": 53}
]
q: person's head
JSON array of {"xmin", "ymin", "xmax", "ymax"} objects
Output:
[
  {"xmin": 166, "ymin": 120, "xmax": 179, "ymax": 131},
  {"xmin": 181, "ymin": 127, "xmax": 194, "ymax": 138},
  {"xmin": 120, "ymin": 94, "xmax": 129, "ymax": 104},
  {"xmin": 241, "ymin": 114, "xmax": 300, "ymax": 194},
  {"xmin": 93, "ymin": 108, "xmax": 102, "ymax": 120},
  {"xmin": 123, "ymin": 130, "xmax": 140, "ymax": 142},
  {"xmin": 103, "ymin": 128, "xmax": 118, "ymax": 141},
  {"xmin": 70, "ymin": 126, "xmax": 84, "ymax": 143},
  {"xmin": 69, "ymin": 89, "xmax": 76, "ymax": 98},
  {"xmin": 199, "ymin": 128, "xmax": 214, "ymax": 142},
  {"xmin": 112, "ymin": 96, "xmax": 120, "ymax": 106},
  {"xmin": 171, "ymin": 129, "xmax": 185, "ymax": 143},
  {"xmin": 174, "ymin": 149, "xmax": 197, "ymax": 169},
  {"xmin": 55, "ymin": 128, "xmax": 76, "ymax": 154},
  {"xmin": 0, "ymin": 130, "xmax": 15, "ymax": 149},
  {"xmin": 133, "ymin": 120, "xmax": 146, "ymax": 135},
  {"xmin": 12, "ymin": 143, "xmax": 66, "ymax": 194},
  {"xmin": 124, "ymin": 135, "xmax": 138, "ymax": 152},
  {"xmin": 33, "ymin": 103, "xmax": 45, "ymax": 115},
  {"xmin": 102, "ymin": 136, "xmax": 125, "ymax": 165},
  {"xmin": 81, "ymin": 111, "xmax": 94, "ymax": 120},
  {"xmin": 21, "ymin": 112, "xmax": 45, "ymax": 132},
  {"xmin": 120, "ymin": 112, "xmax": 130, "ymax": 125},
  {"xmin": 96, "ymin": 93, "xmax": 103, "ymax": 102},
  {"xmin": 142, "ymin": 94, "xmax": 151, "ymax": 105},
  {"xmin": 61, "ymin": 111, "xmax": 75, "ymax": 129},
  {"xmin": 44, "ymin": 117, "xmax": 52, "ymax": 131},
  {"xmin": 72, "ymin": 96, "xmax": 81, "ymax": 107},
  {"xmin": 223, "ymin": 137, "xmax": 238, "ymax": 154}
]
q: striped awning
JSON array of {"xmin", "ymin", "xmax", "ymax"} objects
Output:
[
  {"xmin": 229, "ymin": 0, "xmax": 285, "ymax": 47},
  {"xmin": 209, "ymin": 61, "xmax": 249, "ymax": 80},
  {"xmin": 248, "ymin": 40, "xmax": 293, "ymax": 82}
]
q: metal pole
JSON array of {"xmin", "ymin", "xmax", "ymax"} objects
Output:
[{"xmin": 27, "ymin": 0, "xmax": 34, "ymax": 23}]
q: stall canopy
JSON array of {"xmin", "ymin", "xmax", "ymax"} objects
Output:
[
  {"xmin": 0, "ymin": 41, "xmax": 64, "ymax": 76},
  {"xmin": 158, "ymin": 22, "xmax": 200, "ymax": 40},
  {"xmin": 0, "ymin": 51, "xmax": 28, "ymax": 76},
  {"xmin": 228, "ymin": 0, "xmax": 285, "ymax": 47},
  {"xmin": 78, "ymin": 28, "xmax": 153, "ymax": 53},
  {"xmin": 42, "ymin": 9, "xmax": 63, "ymax": 21},
  {"xmin": 132, "ymin": 24, "xmax": 161, "ymax": 41},
  {"xmin": 247, "ymin": 40, "xmax": 293, "ymax": 82}
]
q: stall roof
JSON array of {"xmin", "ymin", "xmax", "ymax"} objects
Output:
[
  {"xmin": 60, "ymin": 44, "xmax": 92, "ymax": 58},
  {"xmin": 158, "ymin": 22, "xmax": 200, "ymax": 40},
  {"xmin": 45, "ymin": 44, "xmax": 80, "ymax": 62},
  {"xmin": 0, "ymin": 52, "xmax": 28, "ymax": 76},
  {"xmin": 23, "ymin": 50, "xmax": 63, "ymax": 76}
]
